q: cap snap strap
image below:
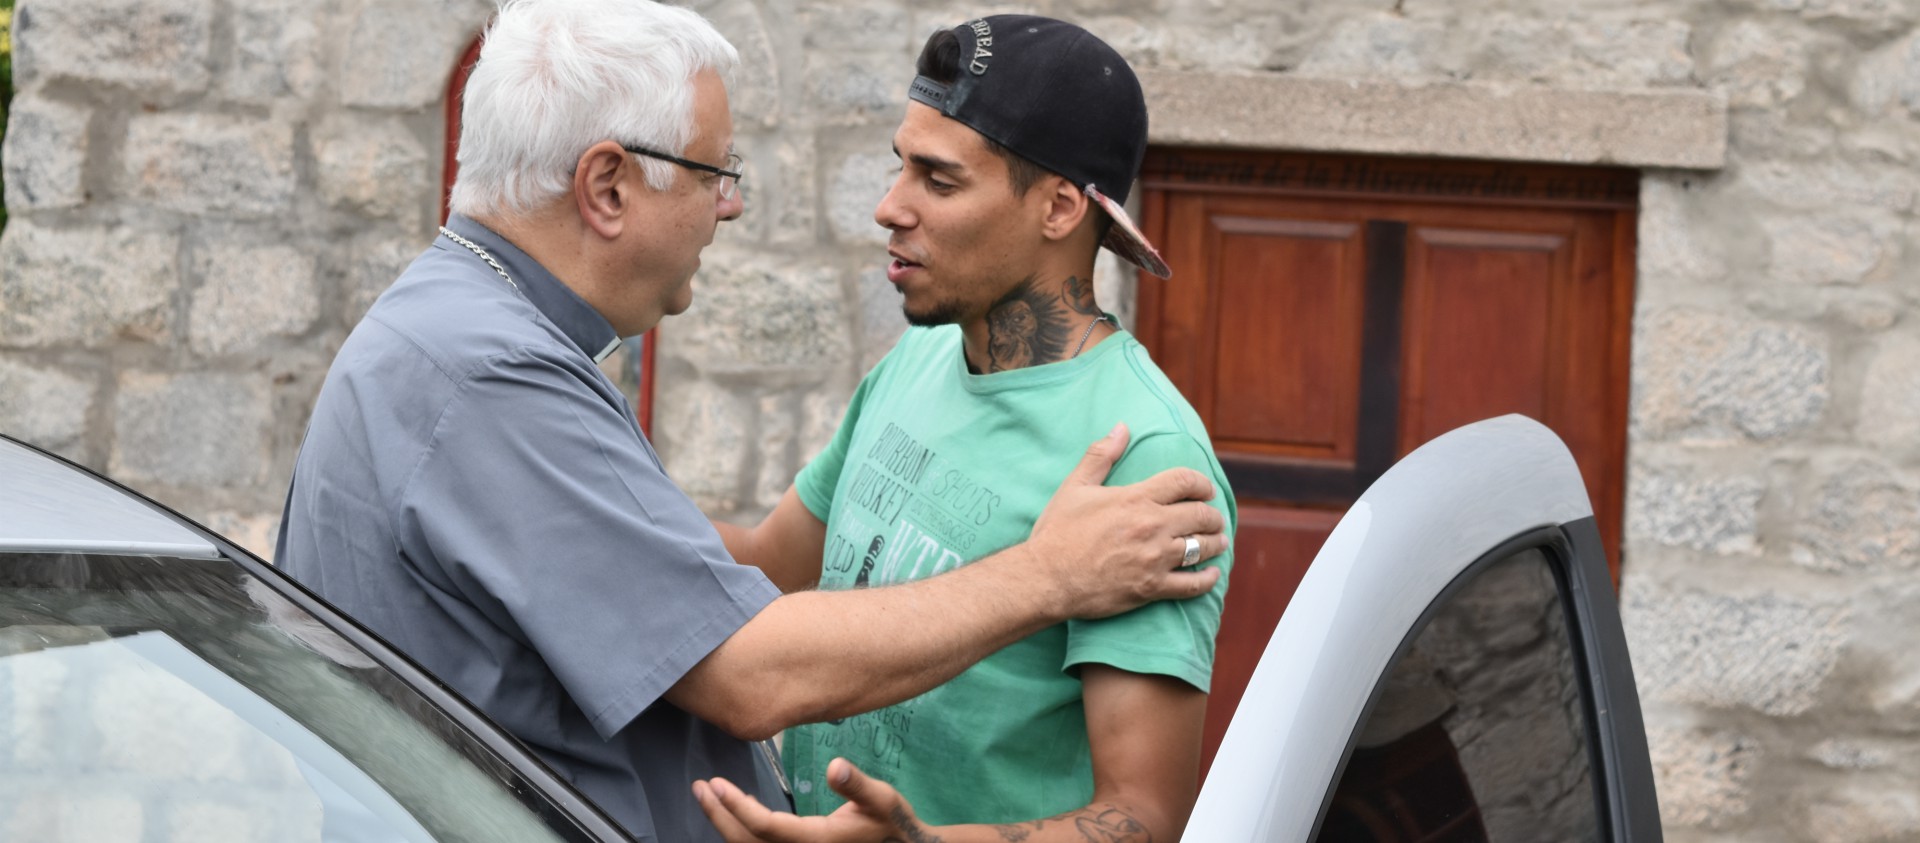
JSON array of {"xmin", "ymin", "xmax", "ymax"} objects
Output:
[{"xmin": 908, "ymin": 75, "xmax": 950, "ymax": 108}]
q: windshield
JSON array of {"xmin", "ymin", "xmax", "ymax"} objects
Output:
[{"xmin": 0, "ymin": 551, "xmax": 598, "ymax": 843}]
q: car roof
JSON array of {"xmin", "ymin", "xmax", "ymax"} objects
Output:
[{"xmin": 0, "ymin": 437, "xmax": 221, "ymax": 559}]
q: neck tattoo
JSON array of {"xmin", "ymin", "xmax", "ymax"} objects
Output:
[{"xmin": 982, "ymin": 275, "xmax": 1110, "ymax": 373}]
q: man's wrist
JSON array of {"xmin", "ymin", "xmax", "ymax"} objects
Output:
[{"xmin": 988, "ymin": 540, "xmax": 1075, "ymax": 625}]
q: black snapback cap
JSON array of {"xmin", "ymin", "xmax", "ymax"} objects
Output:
[{"xmin": 909, "ymin": 15, "xmax": 1171, "ymax": 279}]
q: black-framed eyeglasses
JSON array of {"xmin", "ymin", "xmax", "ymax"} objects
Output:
[{"xmin": 622, "ymin": 145, "xmax": 744, "ymax": 200}]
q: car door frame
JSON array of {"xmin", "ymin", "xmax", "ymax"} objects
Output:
[{"xmin": 1185, "ymin": 415, "xmax": 1661, "ymax": 842}]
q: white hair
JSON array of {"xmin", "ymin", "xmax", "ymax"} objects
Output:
[{"xmin": 448, "ymin": 0, "xmax": 739, "ymax": 218}]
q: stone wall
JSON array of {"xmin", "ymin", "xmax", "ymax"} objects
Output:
[{"xmin": 2, "ymin": 0, "xmax": 1917, "ymax": 840}]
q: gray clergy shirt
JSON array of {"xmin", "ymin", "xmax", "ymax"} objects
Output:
[{"xmin": 276, "ymin": 214, "xmax": 784, "ymax": 842}]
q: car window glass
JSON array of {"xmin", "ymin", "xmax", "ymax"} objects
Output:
[
  {"xmin": 0, "ymin": 552, "xmax": 591, "ymax": 843},
  {"xmin": 1313, "ymin": 548, "xmax": 1602, "ymax": 843}
]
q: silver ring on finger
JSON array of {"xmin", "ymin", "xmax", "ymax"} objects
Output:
[{"xmin": 1181, "ymin": 535, "xmax": 1201, "ymax": 567}]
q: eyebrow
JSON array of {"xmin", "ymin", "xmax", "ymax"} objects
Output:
[{"xmin": 893, "ymin": 144, "xmax": 966, "ymax": 176}]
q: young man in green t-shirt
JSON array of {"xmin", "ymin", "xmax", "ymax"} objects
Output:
[{"xmin": 696, "ymin": 15, "xmax": 1235, "ymax": 843}]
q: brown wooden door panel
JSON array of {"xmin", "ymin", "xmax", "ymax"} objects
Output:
[
  {"xmin": 1202, "ymin": 506, "xmax": 1341, "ymax": 767},
  {"xmin": 1399, "ymin": 225, "xmax": 1569, "ymax": 452},
  {"xmin": 1139, "ymin": 150, "xmax": 1636, "ymax": 778},
  {"xmin": 1209, "ymin": 213, "xmax": 1365, "ymax": 464}
]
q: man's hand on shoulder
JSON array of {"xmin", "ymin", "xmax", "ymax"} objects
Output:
[{"xmin": 1022, "ymin": 423, "xmax": 1228, "ymax": 620}]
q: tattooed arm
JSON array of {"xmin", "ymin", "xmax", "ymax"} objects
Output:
[
  {"xmin": 693, "ymin": 665, "xmax": 1205, "ymax": 843},
  {"xmin": 961, "ymin": 665, "xmax": 1205, "ymax": 843}
]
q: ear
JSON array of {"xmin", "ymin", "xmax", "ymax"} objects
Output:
[
  {"xmin": 574, "ymin": 140, "xmax": 637, "ymax": 240},
  {"xmin": 1038, "ymin": 175, "xmax": 1092, "ymax": 243}
]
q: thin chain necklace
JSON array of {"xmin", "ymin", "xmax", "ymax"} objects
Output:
[
  {"xmin": 439, "ymin": 225, "xmax": 520, "ymax": 293},
  {"xmin": 1070, "ymin": 314, "xmax": 1116, "ymax": 359}
]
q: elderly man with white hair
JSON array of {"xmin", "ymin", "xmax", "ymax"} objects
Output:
[{"xmin": 275, "ymin": 1, "xmax": 1228, "ymax": 841}]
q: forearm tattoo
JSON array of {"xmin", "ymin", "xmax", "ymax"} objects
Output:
[
  {"xmin": 1062, "ymin": 275, "xmax": 1102, "ymax": 317},
  {"xmin": 986, "ymin": 277, "xmax": 1073, "ymax": 372},
  {"xmin": 891, "ymin": 807, "xmax": 946, "ymax": 843},
  {"xmin": 991, "ymin": 805, "xmax": 1153, "ymax": 843}
]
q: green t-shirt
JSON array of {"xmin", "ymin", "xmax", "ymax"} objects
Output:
[{"xmin": 783, "ymin": 324, "xmax": 1236, "ymax": 825}]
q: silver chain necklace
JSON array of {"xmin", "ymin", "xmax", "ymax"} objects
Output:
[
  {"xmin": 439, "ymin": 225, "xmax": 520, "ymax": 293},
  {"xmin": 1070, "ymin": 314, "xmax": 1115, "ymax": 359}
]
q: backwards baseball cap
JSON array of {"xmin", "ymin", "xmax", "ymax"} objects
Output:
[{"xmin": 908, "ymin": 15, "xmax": 1171, "ymax": 279}]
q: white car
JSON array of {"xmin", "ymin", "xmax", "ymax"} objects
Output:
[{"xmin": 0, "ymin": 414, "xmax": 1658, "ymax": 842}]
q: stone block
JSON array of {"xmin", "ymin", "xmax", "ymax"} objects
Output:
[
  {"xmin": 1735, "ymin": 159, "xmax": 1920, "ymax": 214},
  {"xmin": 1154, "ymin": 20, "xmax": 1275, "ymax": 72},
  {"xmin": 4, "ymin": 793, "xmax": 144, "ymax": 843},
  {"xmin": 1761, "ymin": 214, "xmax": 1891, "ymax": 286},
  {"xmin": 7, "ymin": 650, "xmax": 69, "ymax": 768},
  {"xmin": 654, "ymin": 375, "xmax": 750, "ymax": 515},
  {"xmin": 196, "ymin": 511, "xmax": 281, "ymax": 561},
  {"xmin": 666, "ymin": 252, "xmax": 851, "ymax": 372},
  {"xmin": 1809, "ymin": 738, "xmax": 1894, "ymax": 770},
  {"xmin": 1079, "ymin": 16, "xmax": 1174, "ymax": 71},
  {"xmin": 1858, "ymin": 332, "xmax": 1920, "ymax": 448},
  {"xmin": 828, "ymin": 152, "xmax": 895, "ymax": 247},
  {"xmin": 94, "ymin": 659, "xmax": 249, "ymax": 782},
  {"xmin": 1626, "ymin": 465, "xmax": 1763, "ymax": 556},
  {"xmin": 124, "ymin": 114, "xmax": 296, "ymax": 218},
  {"xmin": 2, "ymin": 95, "xmax": 89, "ymax": 211},
  {"xmin": 855, "ymin": 266, "xmax": 907, "ymax": 374},
  {"xmin": 167, "ymin": 801, "xmax": 264, "ymax": 843},
  {"xmin": 1731, "ymin": 108, "xmax": 1836, "ymax": 158},
  {"xmin": 1478, "ymin": 16, "xmax": 1695, "ymax": 88},
  {"xmin": 12, "ymin": 0, "xmax": 212, "ymax": 100},
  {"xmin": 1851, "ymin": 31, "xmax": 1920, "ymax": 117},
  {"xmin": 719, "ymin": 133, "xmax": 817, "ymax": 248},
  {"xmin": 312, "ymin": 114, "xmax": 432, "ymax": 221},
  {"xmin": 111, "ymin": 372, "xmax": 271, "ymax": 490},
  {"xmin": 1623, "ymin": 588, "xmax": 1848, "ymax": 716},
  {"xmin": 1703, "ymin": 20, "xmax": 1807, "ymax": 108},
  {"xmin": 804, "ymin": 52, "xmax": 904, "ymax": 122},
  {"xmin": 337, "ymin": 0, "xmax": 490, "ymax": 110},
  {"xmin": 708, "ymin": 0, "xmax": 782, "ymax": 129},
  {"xmin": 222, "ymin": 0, "xmax": 326, "ymax": 103},
  {"xmin": 1791, "ymin": 461, "xmax": 1919, "ymax": 573},
  {"xmin": 1296, "ymin": 12, "xmax": 1445, "ymax": 78},
  {"xmin": 0, "ymin": 220, "xmax": 178, "ymax": 348},
  {"xmin": 0, "ymin": 360, "xmax": 93, "ymax": 456},
  {"xmin": 802, "ymin": 1, "xmax": 910, "ymax": 50},
  {"xmin": 799, "ymin": 387, "xmax": 847, "ymax": 466},
  {"xmin": 908, "ymin": 5, "xmax": 1037, "ymax": 47},
  {"xmin": 1638, "ymin": 173, "xmax": 1728, "ymax": 287},
  {"xmin": 189, "ymin": 243, "xmax": 320, "ymax": 356},
  {"xmin": 754, "ymin": 394, "xmax": 797, "ymax": 512},
  {"xmin": 1805, "ymin": 786, "xmax": 1920, "ymax": 843},
  {"xmin": 342, "ymin": 233, "xmax": 427, "ymax": 328},
  {"xmin": 1631, "ymin": 308, "xmax": 1828, "ymax": 441},
  {"xmin": 1645, "ymin": 725, "xmax": 1757, "ymax": 829},
  {"xmin": 1801, "ymin": 0, "xmax": 1916, "ymax": 36}
]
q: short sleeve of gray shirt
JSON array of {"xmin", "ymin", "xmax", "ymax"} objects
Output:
[{"xmin": 397, "ymin": 342, "xmax": 775, "ymax": 736}]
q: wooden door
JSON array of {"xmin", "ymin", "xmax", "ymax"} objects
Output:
[{"xmin": 1135, "ymin": 150, "xmax": 1637, "ymax": 774}]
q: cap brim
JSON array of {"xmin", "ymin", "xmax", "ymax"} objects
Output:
[{"xmin": 1087, "ymin": 184, "xmax": 1171, "ymax": 279}]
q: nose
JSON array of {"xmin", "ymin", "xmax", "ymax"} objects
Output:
[
  {"xmin": 717, "ymin": 185, "xmax": 744, "ymax": 222},
  {"xmin": 873, "ymin": 172, "xmax": 914, "ymax": 232}
]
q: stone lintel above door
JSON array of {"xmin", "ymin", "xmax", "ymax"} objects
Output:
[{"xmin": 1140, "ymin": 70, "xmax": 1728, "ymax": 171}]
